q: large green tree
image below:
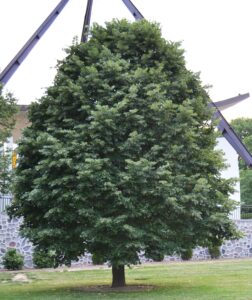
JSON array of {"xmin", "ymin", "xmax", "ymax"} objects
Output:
[
  {"xmin": 231, "ymin": 118, "xmax": 252, "ymax": 205},
  {"xmin": 9, "ymin": 20, "xmax": 238, "ymax": 287},
  {"xmin": 0, "ymin": 85, "xmax": 17, "ymax": 194}
]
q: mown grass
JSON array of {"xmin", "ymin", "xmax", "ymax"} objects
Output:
[{"xmin": 0, "ymin": 259, "xmax": 252, "ymax": 299}]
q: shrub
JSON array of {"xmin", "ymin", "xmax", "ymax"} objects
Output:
[
  {"xmin": 33, "ymin": 249, "xmax": 55, "ymax": 268},
  {"xmin": 208, "ymin": 245, "xmax": 221, "ymax": 259},
  {"xmin": 3, "ymin": 249, "xmax": 24, "ymax": 270},
  {"xmin": 181, "ymin": 248, "xmax": 193, "ymax": 261},
  {"xmin": 92, "ymin": 253, "xmax": 105, "ymax": 265},
  {"xmin": 150, "ymin": 253, "xmax": 164, "ymax": 262},
  {"xmin": 145, "ymin": 250, "xmax": 164, "ymax": 262}
]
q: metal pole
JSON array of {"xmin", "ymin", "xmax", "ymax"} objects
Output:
[
  {"xmin": 81, "ymin": 0, "xmax": 94, "ymax": 43},
  {"xmin": 0, "ymin": 0, "xmax": 69, "ymax": 85},
  {"xmin": 121, "ymin": 0, "xmax": 144, "ymax": 20}
]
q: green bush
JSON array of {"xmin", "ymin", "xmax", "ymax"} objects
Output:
[
  {"xmin": 208, "ymin": 245, "xmax": 221, "ymax": 259},
  {"xmin": 150, "ymin": 253, "xmax": 164, "ymax": 262},
  {"xmin": 145, "ymin": 250, "xmax": 164, "ymax": 262},
  {"xmin": 92, "ymin": 253, "xmax": 105, "ymax": 265},
  {"xmin": 3, "ymin": 249, "xmax": 24, "ymax": 270},
  {"xmin": 33, "ymin": 249, "xmax": 55, "ymax": 269},
  {"xmin": 181, "ymin": 248, "xmax": 193, "ymax": 261}
]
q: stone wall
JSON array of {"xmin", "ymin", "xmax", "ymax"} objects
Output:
[
  {"xmin": 1, "ymin": 213, "xmax": 252, "ymax": 268},
  {"xmin": 0, "ymin": 213, "xmax": 33, "ymax": 268},
  {"xmin": 193, "ymin": 220, "xmax": 252, "ymax": 260}
]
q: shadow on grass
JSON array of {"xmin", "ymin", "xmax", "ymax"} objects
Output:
[
  {"xmin": 0, "ymin": 281, "xmax": 220, "ymax": 300},
  {"xmin": 73, "ymin": 284, "xmax": 155, "ymax": 293}
]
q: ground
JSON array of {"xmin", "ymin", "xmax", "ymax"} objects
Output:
[{"xmin": 0, "ymin": 259, "xmax": 252, "ymax": 299}]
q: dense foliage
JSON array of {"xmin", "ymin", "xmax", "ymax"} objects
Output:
[
  {"xmin": 9, "ymin": 20, "xmax": 238, "ymax": 286},
  {"xmin": 33, "ymin": 248, "xmax": 55, "ymax": 269},
  {"xmin": 231, "ymin": 118, "xmax": 252, "ymax": 205},
  {"xmin": 0, "ymin": 86, "xmax": 17, "ymax": 194},
  {"xmin": 181, "ymin": 248, "xmax": 193, "ymax": 261},
  {"xmin": 3, "ymin": 248, "xmax": 24, "ymax": 270},
  {"xmin": 208, "ymin": 245, "xmax": 221, "ymax": 259}
]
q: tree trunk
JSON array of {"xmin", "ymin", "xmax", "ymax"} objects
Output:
[{"xmin": 112, "ymin": 265, "xmax": 126, "ymax": 287}]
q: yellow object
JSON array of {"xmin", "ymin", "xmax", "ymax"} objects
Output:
[{"xmin": 12, "ymin": 151, "xmax": 17, "ymax": 169}]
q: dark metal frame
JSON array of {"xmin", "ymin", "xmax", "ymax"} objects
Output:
[
  {"xmin": 80, "ymin": 0, "xmax": 143, "ymax": 42},
  {"xmin": 1, "ymin": 0, "xmax": 251, "ymax": 167},
  {"xmin": 81, "ymin": 0, "xmax": 93, "ymax": 42},
  {"xmin": 0, "ymin": 0, "xmax": 69, "ymax": 85},
  {"xmin": 121, "ymin": 0, "xmax": 144, "ymax": 19},
  {"xmin": 213, "ymin": 105, "xmax": 252, "ymax": 167},
  {"xmin": 209, "ymin": 93, "xmax": 250, "ymax": 110},
  {"xmin": 210, "ymin": 93, "xmax": 252, "ymax": 167}
]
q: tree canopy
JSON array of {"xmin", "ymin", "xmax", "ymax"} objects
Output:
[
  {"xmin": 0, "ymin": 86, "xmax": 17, "ymax": 194},
  {"xmin": 9, "ymin": 20, "xmax": 238, "ymax": 287},
  {"xmin": 231, "ymin": 118, "xmax": 252, "ymax": 205}
]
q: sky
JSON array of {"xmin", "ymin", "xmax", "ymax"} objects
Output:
[{"xmin": 1, "ymin": 0, "xmax": 252, "ymax": 121}]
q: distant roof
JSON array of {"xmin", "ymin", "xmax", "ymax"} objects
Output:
[
  {"xmin": 17, "ymin": 105, "xmax": 29, "ymax": 112},
  {"xmin": 211, "ymin": 93, "xmax": 250, "ymax": 110}
]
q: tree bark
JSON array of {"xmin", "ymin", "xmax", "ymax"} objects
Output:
[{"xmin": 112, "ymin": 265, "xmax": 126, "ymax": 287}]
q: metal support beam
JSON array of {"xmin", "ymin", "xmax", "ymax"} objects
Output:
[
  {"xmin": 121, "ymin": 0, "xmax": 144, "ymax": 20},
  {"xmin": 209, "ymin": 93, "xmax": 250, "ymax": 110},
  {"xmin": 0, "ymin": 0, "xmax": 69, "ymax": 85},
  {"xmin": 213, "ymin": 104, "xmax": 252, "ymax": 167},
  {"xmin": 81, "ymin": 0, "xmax": 93, "ymax": 42}
]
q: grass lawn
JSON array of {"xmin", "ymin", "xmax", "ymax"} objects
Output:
[{"xmin": 0, "ymin": 259, "xmax": 252, "ymax": 299}]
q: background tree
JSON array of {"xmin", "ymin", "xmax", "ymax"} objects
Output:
[
  {"xmin": 9, "ymin": 20, "xmax": 238, "ymax": 287},
  {"xmin": 0, "ymin": 85, "xmax": 17, "ymax": 194},
  {"xmin": 231, "ymin": 118, "xmax": 252, "ymax": 205}
]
